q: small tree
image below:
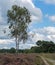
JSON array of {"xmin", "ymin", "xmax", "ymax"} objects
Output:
[{"xmin": 7, "ymin": 5, "xmax": 31, "ymax": 53}]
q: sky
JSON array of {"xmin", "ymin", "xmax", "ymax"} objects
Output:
[{"xmin": 0, "ymin": 0, "xmax": 55, "ymax": 49}]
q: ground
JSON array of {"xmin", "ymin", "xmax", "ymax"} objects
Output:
[
  {"xmin": 0, "ymin": 53, "xmax": 55, "ymax": 65},
  {"xmin": 41, "ymin": 53, "xmax": 55, "ymax": 65}
]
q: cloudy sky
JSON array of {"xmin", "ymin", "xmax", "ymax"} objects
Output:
[{"xmin": 0, "ymin": 0, "xmax": 55, "ymax": 49}]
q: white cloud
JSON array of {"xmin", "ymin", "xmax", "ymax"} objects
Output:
[
  {"xmin": 21, "ymin": 0, "xmax": 35, "ymax": 8},
  {"xmin": 29, "ymin": 31, "xmax": 46, "ymax": 42},
  {"xmin": 0, "ymin": 0, "xmax": 42, "ymax": 24},
  {"xmin": 42, "ymin": 27, "xmax": 55, "ymax": 34},
  {"xmin": 47, "ymin": 35, "xmax": 55, "ymax": 42},
  {"xmin": 31, "ymin": 15, "xmax": 41, "ymax": 21},
  {"xmin": 42, "ymin": 0, "xmax": 55, "ymax": 4},
  {"xmin": 3, "ymin": 47, "xmax": 9, "ymax": 49},
  {"xmin": 0, "ymin": 38, "xmax": 36, "ymax": 49},
  {"xmin": 0, "ymin": 8, "xmax": 4, "ymax": 24},
  {"xmin": 0, "ymin": 25, "xmax": 10, "ymax": 39},
  {"xmin": 49, "ymin": 16, "xmax": 55, "ymax": 22},
  {"xmin": 45, "ymin": 14, "xmax": 55, "ymax": 22},
  {"xmin": 29, "ymin": 26, "xmax": 55, "ymax": 43},
  {"xmin": 0, "ymin": 26, "xmax": 55, "ymax": 49},
  {"xmin": 15, "ymin": 0, "xmax": 42, "ymax": 21},
  {"xmin": 0, "ymin": 39, "xmax": 14, "ymax": 44},
  {"xmin": 32, "ymin": 33, "xmax": 46, "ymax": 42},
  {"xmin": 19, "ymin": 43, "xmax": 36, "ymax": 49}
]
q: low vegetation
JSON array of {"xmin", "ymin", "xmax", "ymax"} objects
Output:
[{"xmin": 0, "ymin": 53, "xmax": 46, "ymax": 65}]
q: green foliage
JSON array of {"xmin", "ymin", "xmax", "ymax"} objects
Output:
[
  {"xmin": 31, "ymin": 46, "xmax": 42, "ymax": 53},
  {"xmin": 7, "ymin": 5, "xmax": 31, "ymax": 52},
  {"xmin": 29, "ymin": 40, "xmax": 55, "ymax": 53},
  {"xmin": 9, "ymin": 47, "xmax": 16, "ymax": 53},
  {"xmin": 23, "ymin": 49, "xmax": 31, "ymax": 53},
  {"xmin": 36, "ymin": 40, "xmax": 55, "ymax": 53},
  {"xmin": 7, "ymin": 5, "xmax": 31, "ymax": 41}
]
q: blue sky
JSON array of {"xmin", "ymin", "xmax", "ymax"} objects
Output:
[
  {"xmin": 30, "ymin": 0, "xmax": 55, "ymax": 29},
  {"xmin": 0, "ymin": 0, "xmax": 55, "ymax": 49}
]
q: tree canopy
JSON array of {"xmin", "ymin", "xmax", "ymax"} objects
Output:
[
  {"xmin": 36, "ymin": 40, "xmax": 55, "ymax": 53},
  {"xmin": 7, "ymin": 5, "xmax": 31, "ymax": 52}
]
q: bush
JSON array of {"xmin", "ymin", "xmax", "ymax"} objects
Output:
[{"xmin": 9, "ymin": 48, "xmax": 16, "ymax": 53}]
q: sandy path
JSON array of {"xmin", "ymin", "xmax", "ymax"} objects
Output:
[
  {"xmin": 40, "ymin": 56, "xmax": 49, "ymax": 65},
  {"xmin": 45, "ymin": 58, "xmax": 55, "ymax": 65}
]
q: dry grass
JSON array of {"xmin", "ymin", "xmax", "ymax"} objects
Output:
[
  {"xmin": 46, "ymin": 59, "xmax": 53, "ymax": 65},
  {"xmin": 41, "ymin": 53, "xmax": 55, "ymax": 60},
  {"xmin": 40, "ymin": 53, "xmax": 55, "ymax": 65}
]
